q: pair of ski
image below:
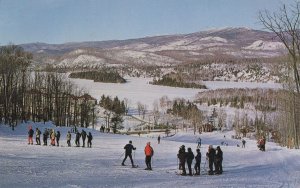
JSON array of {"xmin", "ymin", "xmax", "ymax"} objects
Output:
[
  {"xmin": 119, "ymin": 165, "xmax": 154, "ymax": 171},
  {"xmin": 175, "ymin": 171, "xmax": 224, "ymax": 176},
  {"xmin": 120, "ymin": 164, "xmax": 139, "ymax": 168}
]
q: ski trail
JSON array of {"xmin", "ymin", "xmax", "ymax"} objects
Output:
[{"xmin": 1, "ymin": 126, "xmax": 300, "ymax": 188}]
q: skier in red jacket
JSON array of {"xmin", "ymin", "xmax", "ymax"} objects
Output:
[{"xmin": 144, "ymin": 142, "xmax": 154, "ymax": 170}]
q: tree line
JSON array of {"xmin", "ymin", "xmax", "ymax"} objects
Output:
[
  {"xmin": 150, "ymin": 73, "xmax": 207, "ymax": 89},
  {"xmin": 167, "ymin": 99, "xmax": 203, "ymax": 134},
  {"xmin": 99, "ymin": 95, "xmax": 126, "ymax": 115},
  {"xmin": 196, "ymin": 88, "xmax": 278, "ymax": 111},
  {"xmin": 0, "ymin": 45, "xmax": 97, "ymax": 129},
  {"xmin": 99, "ymin": 95, "xmax": 126, "ymax": 133},
  {"xmin": 197, "ymin": 87, "xmax": 300, "ymax": 149},
  {"xmin": 69, "ymin": 70, "xmax": 126, "ymax": 83}
]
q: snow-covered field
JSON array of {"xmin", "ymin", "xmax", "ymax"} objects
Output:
[
  {"xmin": 69, "ymin": 76, "xmax": 202, "ymax": 108},
  {"xmin": 69, "ymin": 76, "xmax": 282, "ymax": 108},
  {"xmin": 1, "ymin": 123, "xmax": 300, "ymax": 188}
]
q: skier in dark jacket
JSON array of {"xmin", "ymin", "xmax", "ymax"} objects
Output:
[
  {"xmin": 28, "ymin": 126, "xmax": 34, "ymax": 145},
  {"xmin": 81, "ymin": 130, "xmax": 87, "ymax": 147},
  {"xmin": 75, "ymin": 131, "xmax": 81, "ymax": 147},
  {"xmin": 242, "ymin": 139, "xmax": 246, "ymax": 148},
  {"xmin": 35, "ymin": 128, "xmax": 41, "ymax": 145},
  {"xmin": 194, "ymin": 148, "xmax": 201, "ymax": 175},
  {"xmin": 122, "ymin": 140, "xmax": 136, "ymax": 167},
  {"xmin": 177, "ymin": 145, "xmax": 187, "ymax": 175},
  {"xmin": 206, "ymin": 145, "xmax": 216, "ymax": 175},
  {"xmin": 43, "ymin": 128, "xmax": 49, "ymax": 146},
  {"xmin": 215, "ymin": 146, "xmax": 223, "ymax": 174},
  {"xmin": 87, "ymin": 132, "xmax": 93, "ymax": 148},
  {"xmin": 56, "ymin": 131, "xmax": 61, "ymax": 147},
  {"xmin": 186, "ymin": 147, "xmax": 194, "ymax": 176}
]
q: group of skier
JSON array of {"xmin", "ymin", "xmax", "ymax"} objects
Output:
[
  {"xmin": 177, "ymin": 144, "xmax": 223, "ymax": 176},
  {"xmin": 121, "ymin": 140, "xmax": 154, "ymax": 170},
  {"xmin": 25, "ymin": 123, "xmax": 273, "ymax": 178},
  {"xmin": 29, "ymin": 125, "xmax": 231, "ymax": 177},
  {"xmin": 120, "ymin": 138, "xmax": 223, "ymax": 176},
  {"xmin": 27, "ymin": 126, "xmax": 93, "ymax": 148},
  {"xmin": 29, "ymin": 125, "xmax": 226, "ymax": 176},
  {"xmin": 30, "ymin": 125, "xmax": 226, "ymax": 176},
  {"xmin": 74, "ymin": 129, "xmax": 93, "ymax": 148},
  {"xmin": 177, "ymin": 145, "xmax": 202, "ymax": 176},
  {"xmin": 206, "ymin": 145, "xmax": 223, "ymax": 175}
]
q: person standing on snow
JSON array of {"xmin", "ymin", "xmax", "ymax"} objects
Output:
[
  {"xmin": 67, "ymin": 131, "xmax": 72, "ymax": 147},
  {"xmin": 87, "ymin": 132, "xmax": 93, "ymax": 148},
  {"xmin": 75, "ymin": 131, "xmax": 81, "ymax": 147},
  {"xmin": 194, "ymin": 148, "xmax": 201, "ymax": 175},
  {"xmin": 186, "ymin": 147, "xmax": 194, "ymax": 176},
  {"xmin": 197, "ymin": 137, "xmax": 202, "ymax": 148},
  {"xmin": 215, "ymin": 146, "xmax": 223, "ymax": 174},
  {"xmin": 177, "ymin": 145, "xmax": 187, "ymax": 175},
  {"xmin": 261, "ymin": 137, "xmax": 266, "ymax": 151},
  {"xmin": 242, "ymin": 139, "xmax": 246, "ymax": 148},
  {"xmin": 206, "ymin": 145, "xmax": 216, "ymax": 175},
  {"xmin": 50, "ymin": 129, "xmax": 56, "ymax": 146},
  {"xmin": 56, "ymin": 131, "xmax": 61, "ymax": 147},
  {"xmin": 157, "ymin": 135, "xmax": 161, "ymax": 144},
  {"xmin": 35, "ymin": 128, "xmax": 41, "ymax": 145},
  {"xmin": 144, "ymin": 142, "xmax": 154, "ymax": 170},
  {"xmin": 81, "ymin": 129, "xmax": 87, "ymax": 147},
  {"xmin": 122, "ymin": 140, "xmax": 137, "ymax": 167},
  {"xmin": 43, "ymin": 128, "xmax": 49, "ymax": 146},
  {"xmin": 257, "ymin": 137, "xmax": 266, "ymax": 151},
  {"xmin": 28, "ymin": 126, "xmax": 34, "ymax": 145}
]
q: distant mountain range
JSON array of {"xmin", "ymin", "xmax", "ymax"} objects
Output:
[{"xmin": 20, "ymin": 27, "xmax": 286, "ymax": 68}]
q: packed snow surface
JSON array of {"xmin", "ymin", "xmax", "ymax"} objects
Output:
[{"xmin": 0, "ymin": 123, "xmax": 300, "ymax": 188}]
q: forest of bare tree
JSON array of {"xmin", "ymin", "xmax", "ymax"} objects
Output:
[{"xmin": 0, "ymin": 45, "xmax": 97, "ymax": 129}]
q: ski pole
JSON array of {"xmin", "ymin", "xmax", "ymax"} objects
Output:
[
  {"xmin": 117, "ymin": 151, "xmax": 125, "ymax": 161},
  {"xmin": 152, "ymin": 156, "xmax": 154, "ymax": 167},
  {"xmin": 193, "ymin": 164, "xmax": 195, "ymax": 175},
  {"xmin": 202, "ymin": 158, "xmax": 207, "ymax": 173}
]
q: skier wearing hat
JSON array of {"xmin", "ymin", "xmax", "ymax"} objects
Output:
[
  {"xmin": 144, "ymin": 142, "xmax": 154, "ymax": 170},
  {"xmin": 177, "ymin": 145, "xmax": 187, "ymax": 175},
  {"xmin": 122, "ymin": 140, "xmax": 137, "ymax": 167},
  {"xmin": 206, "ymin": 145, "xmax": 216, "ymax": 175},
  {"xmin": 215, "ymin": 146, "xmax": 223, "ymax": 174},
  {"xmin": 186, "ymin": 147, "xmax": 194, "ymax": 176},
  {"xmin": 194, "ymin": 148, "xmax": 201, "ymax": 175},
  {"xmin": 28, "ymin": 126, "xmax": 34, "ymax": 145}
]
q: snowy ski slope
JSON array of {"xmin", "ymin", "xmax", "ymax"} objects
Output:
[{"xmin": 0, "ymin": 123, "xmax": 299, "ymax": 188}]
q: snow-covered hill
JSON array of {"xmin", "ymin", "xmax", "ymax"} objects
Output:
[
  {"xmin": 0, "ymin": 122, "xmax": 299, "ymax": 188},
  {"xmin": 22, "ymin": 27, "xmax": 286, "ymax": 69},
  {"xmin": 244, "ymin": 40, "xmax": 285, "ymax": 51}
]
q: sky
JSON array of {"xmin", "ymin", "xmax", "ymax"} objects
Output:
[{"xmin": 0, "ymin": 0, "xmax": 295, "ymax": 45}]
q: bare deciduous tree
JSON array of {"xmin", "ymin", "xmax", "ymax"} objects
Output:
[
  {"xmin": 259, "ymin": 2, "xmax": 300, "ymax": 148},
  {"xmin": 259, "ymin": 3, "xmax": 300, "ymax": 92},
  {"xmin": 152, "ymin": 100, "xmax": 160, "ymax": 126}
]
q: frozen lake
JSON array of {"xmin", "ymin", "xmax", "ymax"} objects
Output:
[
  {"xmin": 69, "ymin": 76, "xmax": 282, "ymax": 108},
  {"xmin": 70, "ymin": 76, "xmax": 201, "ymax": 108}
]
